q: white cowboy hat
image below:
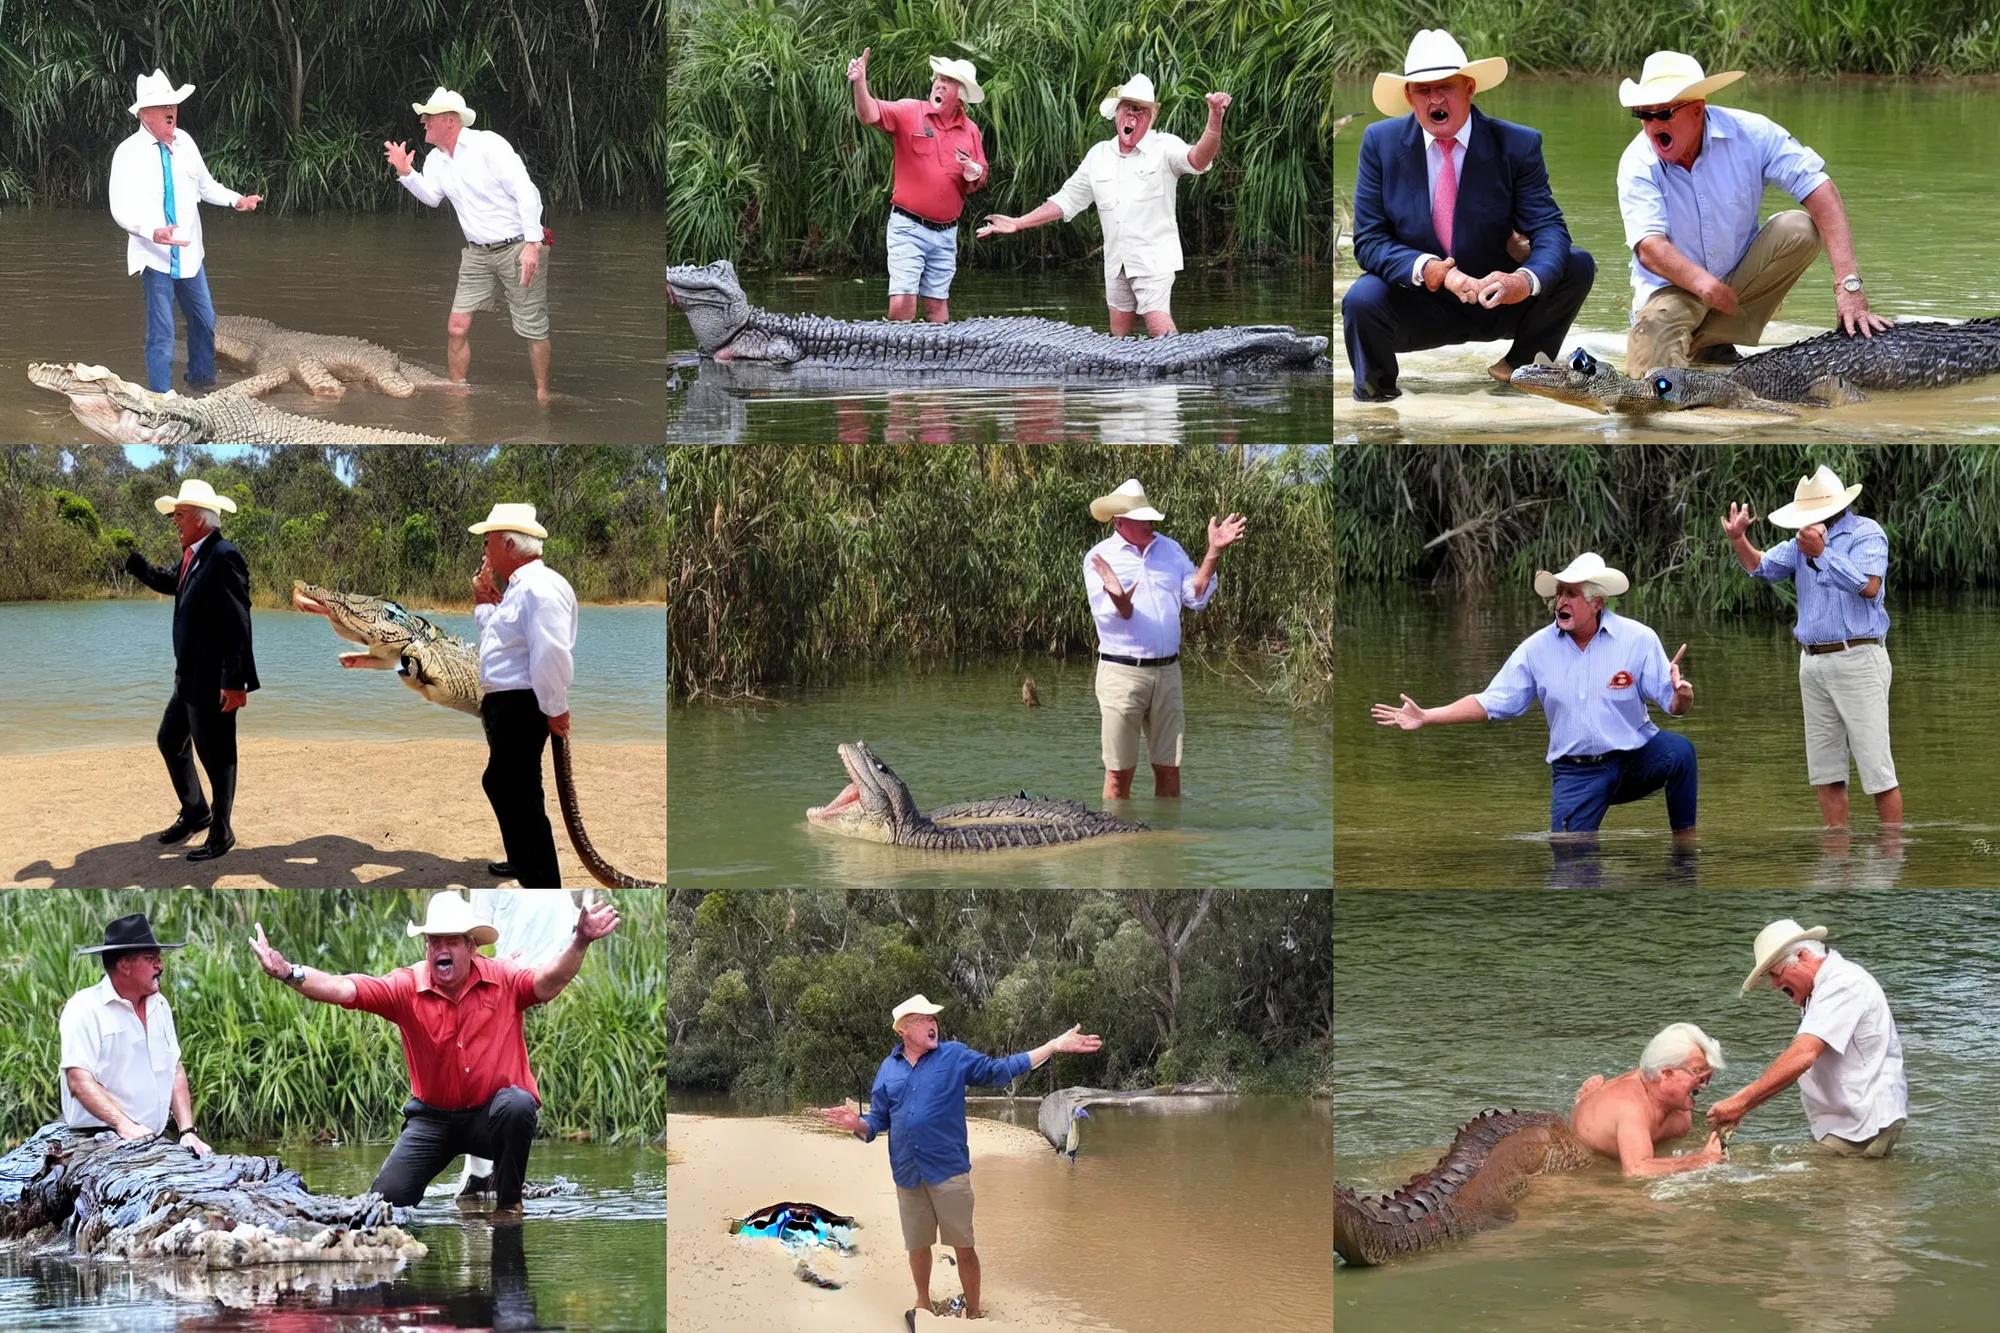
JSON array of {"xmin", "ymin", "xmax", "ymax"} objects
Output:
[
  {"xmin": 154, "ymin": 478, "xmax": 236, "ymax": 516},
  {"xmin": 1099, "ymin": 74, "xmax": 1161, "ymax": 120},
  {"xmin": 411, "ymin": 87, "xmax": 477, "ymax": 127},
  {"xmin": 130, "ymin": 69, "xmax": 196, "ymax": 116},
  {"xmin": 1618, "ymin": 51, "xmax": 1745, "ymax": 109},
  {"xmin": 1090, "ymin": 478, "xmax": 1166, "ymax": 523},
  {"xmin": 929, "ymin": 56, "xmax": 985, "ymax": 105},
  {"xmin": 1767, "ymin": 465, "xmax": 1862, "ymax": 529},
  {"xmin": 1741, "ymin": 918, "xmax": 1828, "ymax": 994},
  {"xmin": 406, "ymin": 891, "xmax": 500, "ymax": 947},
  {"xmin": 1372, "ymin": 31, "xmax": 1508, "ymax": 119},
  {"xmin": 891, "ymin": 994, "xmax": 945, "ymax": 1031},
  {"xmin": 468, "ymin": 502, "xmax": 548, "ymax": 539},
  {"xmin": 1533, "ymin": 552, "xmax": 1629, "ymax": 599}
]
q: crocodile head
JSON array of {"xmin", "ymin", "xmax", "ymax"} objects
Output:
[
  {"xmin": 1645, "ymin": 366, "xmax": 1799, "ymax": 416},
  {"xmin": 28, "ymin": 362, "xmax": 209, "ymax": 444},
  {"xmin": 1508, "ymin": 348, "xmax": 1660, "ymax": 415},
  {"xmin": 291, "ymin": 581, "xmax": 482, "ymax": 714},
  {"xmin": 665, "ymin": 260, "xmax": 754, "ymax": 356},
  {"xmin": 806, "ymin": 740, "xmax": 920, "ymax": 843}
]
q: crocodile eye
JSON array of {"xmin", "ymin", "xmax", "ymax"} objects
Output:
[
  {"xmin": 1568, "ymin": 349, "xmax": 1594, "ymax": 372},
  {"xmin": 1654, "ymin": 376, "xmax": 1673, "ymax": 394}
]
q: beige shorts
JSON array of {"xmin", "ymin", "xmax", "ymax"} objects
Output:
[
  {"xmin": 1105, "ymin": 265, "xmax": 1176, "ymax": 316},
  {"xmin": 896, "ymin": 1171, "xmax": 974, "ymax": 1250},
  {"xmin": 1095, "ymin": 658, "xmax": 1184, "ymax": 771},
  {"xmin": 1820, "ymin": 1118, "xmax": 1905, "ymax": 1158},
  {"xmin": 454, "ymin": 240, "xmax": 551, "ymax": 339},
  {"xmin": 1799, "ymin": 643, "xmax": 1898, "ymax": 793}
]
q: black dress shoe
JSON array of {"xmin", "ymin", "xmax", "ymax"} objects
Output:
[
  {"xmin": 158, "ymin": 813, "xmax": 212, "ymax": 845},
  {"xmin": 187, "ymin": 833, "xmax": 235, "ymax": 862},
  {"xmin": 487, "ymin": 861, "xmax": 515, "ymax": 878}
]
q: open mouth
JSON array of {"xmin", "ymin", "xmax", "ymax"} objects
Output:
[
  {"xmin": 807, "ymin": 782, "xmax": 860, "ymax": 819},
  {"xmin": 1428, "ymin": 107, "xmax": 1448, "ymax": 123},
  {"xmin": 1121, "ymin": 123, "xmax": 1136, "ymax": 137},
  {"xmin": 1556, "ymin": 606, "xmax": 1573, "ymax": 622},
  {"xmin": 1655, "ymin": 131, "xmax": 1673, "ymax": 149}
]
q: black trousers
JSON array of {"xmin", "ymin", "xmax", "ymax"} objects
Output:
[
  {"xmin": 1342, "ymin": 247, "xmax": 1597, "ymax": 400},
  {"xmin": 370, "ymin": 1086, "xmax": 540, "ymax": 1209},
  {"xmin": 480, "ymin": 689, "xmax": 562, "ymax": 887},
  {"xmin": 157, "ymin": 676, "xmax": 237, "ymax": 838}
]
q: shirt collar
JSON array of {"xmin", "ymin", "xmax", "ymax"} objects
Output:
[
  {"xmin": 927, "ymin": 102, "xmax": 966, "ymax": 130},
  {"xmin": 185, "ymin": 532, "xmax": 212, "ymax": 560},
  {"xmin": 1826, "ymin": 510, "xmax": 1857, "ymax": 535},
  {"xmin": 1424, "ymin": 120, "xmax": 1472, "ymax": 155},
  {"xmin": 1548, "ymin": 609, "xmax": 1618, "ymax": 641},
  {"xmin": 92, "ymin": 973, "xmax": 149, "ymax": 1013},
  {"xmin": 415, "ymin": 951, "xmax": 496, "ymax": 996}
]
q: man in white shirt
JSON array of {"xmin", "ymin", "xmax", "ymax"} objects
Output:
[
  {"xmin": 1083, "ymin": 479, "xmax": 1246, "ymax": 799},
  {"xmin": 386, "ymin": 89, "xmax": 553, "ymax": 403},
  {"xmin": 1708, "ymin": 918, "xmax": 1909, "ymax": 1157},
  {"xmin": 978, "ymin": 75, "xmax": 1228, "ymax": 336},
  {"xmin": 468, "ymin": 503, "xmax": 578, "ymax": 887},
  {"xmin": 61, "ymin": 914, "xmax": 212, "ymax": 1158},
  {"xmin": 107, "ymin": 70, "xmax": 262, "ymax": 393}
]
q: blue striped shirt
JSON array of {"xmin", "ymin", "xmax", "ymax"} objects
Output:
[
  {"xmin": 1475, "ymin": 610, "xmax": 1682, "ymax": 763},
  {"xmin": 1750, "ymin": 511, "xmax": 1891, "ymax": 644},
  {"xmin": 860, "ymin": 1040, "xmax": 1034, "ymax": 1188}
]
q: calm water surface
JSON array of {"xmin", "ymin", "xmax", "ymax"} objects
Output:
[
  {"xmin": 0, "ymin": 600, "xmax": 667, "ymax": 755},
  {"xmin": 1335, "ymin": 590, "xmax": 2000, "ymax": 887},
  {"xmin": 1335, "ymin": 890, "xmax": 2000, "ymax": 1332},
  {"xmin": 667, "ymin": 658, "xmax": 1332, "ymax": 887},
  {"xmin": 1334, "ymin": 78, "xmax": 2000, "ymax": 441},
  {"xmin": 0, "ymin": 1141, "xmax": 663, "ymax": 1330},
  {"xmin": 0, "ymin": 209, "xmax": 663, "ymax": 444}
]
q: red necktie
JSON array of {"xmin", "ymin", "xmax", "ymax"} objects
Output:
[
  {"xmin": 178, "ymin": 549, "xmax": 194, "ymax": 590},
  {"xmin": 1432, "ymin": 137, "xmax": 1458, "ymax": 257}
]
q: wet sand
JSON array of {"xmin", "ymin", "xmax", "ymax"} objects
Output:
[
  {"xmin": 667, "ymin": 1114, "xmax": 1126, "ymax": 1333},
  {"xmin": 1, "ymin": 738, "xmax": 663, "ymax": 887}
]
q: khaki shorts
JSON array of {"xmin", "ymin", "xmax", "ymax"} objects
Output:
[
  {"xmin": 896, "ymin": 1171, "xmax": 974, "ymax": 1250},
  {"xmin": 1820, "ymin": 1118, "xmax": 1905, "ymax": 1158},
  {"xmin": 454, "ymin": 240, "xmax": 551, "ymax": 340},
  {"xmin": 1799, "ymin": 643, "xmax": 1898, "ymax": 794},
  {"xmin": 1095, "ymin": 659, "xmax": 1184, "ymax": 771},
  {"xmin": 1105, "ymin": 265, "xmax": 1176, "ymax": 316}
]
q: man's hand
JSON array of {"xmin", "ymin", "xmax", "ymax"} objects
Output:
[
  {"xmin": 234, "ymin": 195, "xmax": 262, "ymax": 212},
  {"xmin": 547, "ymin": 710, "xmax": 572, "ymax": 738},
  {"xmin": 955, "ymin": 148, "xmax": 983, "ymax": 182},
  {"xmin": 249, "ymin": 923, "xmax": 292, "ymax": 980},
  {"xmin": 976, "ymin": 213, "xmax": 1021, "ymax": 237},
  {"xmin": 1506, "ymin": 231, "xmax": 1532, "ymax": 264},
  {"xmin": 1706, "ymin": 1093, "xmax": 1749, "ymax": 1130},
  {"xmin": 846, "ymin": 47, "xmax": 870, "ymax": 83},
  {"xmin": 1692, "ymin": 1129, "xmax": 1726, "ymax": 1165},
  {"xmin": 1207, "ymin": 512, "xmax": 1247, "ymax": 552},
  {"xmin": 1442, "ymin": 267, "xmax": 1484, "ymax": 304},
  {"xmin": 1047, "ymin": 1024, "xmax": 1103, "ymax": 1055},
  {"xmin": 1669, "ymin": 643, "xmax": 1693, "ymax": 709},
  {"xmin": 1797, "ymin": 523, "xmax": 1827, "ymax": 559},
  {"xmin": 151, "ymin": 226, "xmax": 191, "ymax": 247},
  {"xmin": 574, "ymin": 896, "xmax": 620, "ymax": 943},
  {"xmin": 219, "ymin": 688, "xmax": 248, "ymax": 713},
  {"xmin": 1476, "ymin": 271, "xmax": 1533, "ymax": 308},
  {"xmin": 1089, "ymin": 553, "xmax": 1128, "ymax": 599},
  {"xmin": 1371, "ymin": 695, "xmax": 1426, "ymax": 729},
  {"xmin": 1205, "ymin": 91, "xmax": 1232, "ymax": 118},
  {"xmin": 1836, "ymin": 287, "xmax": 1892, "ymax": 339},
  {"xmin": 1697, "ymin": 273, "xmax": 1739, "ymax": 316},
  {"xmin": 473, "ymin": 560, "xmax": 502, "ymax": 605},
  {"xmin": 384, "ymin": 140, "xmax": 416, "ymax": 177},
  {"xmin": 1722, "ymin": 502, "xmax": 1756, "ymax": 541},
  {"xmin": 519, "ymin": 241, "xmax": 542, "ymax": 289},
  {"xmin": 818, "ymin": 1104, "xmax": 867, "ymax": 1134},
  {"xmin": 115, "ymin": 1120, "xmax": 154, "ymax": 1142},
  {"xmin": 180, "ymin": 1129, "xmax": 214, "ymax": 1156},
  {"xmin": 1420, "ymin": 256, "xmax": 1455, "ymax": 292}
]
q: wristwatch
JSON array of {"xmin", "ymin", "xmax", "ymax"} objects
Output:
[
  {"xmin": 179, "ymin": 1125, "xmax": 198, "ymax": 1138},
  {"xmin": 1840, "ymin": 274, "xmax": 1863, "ymax": 293},
  {"xmin": 286, "ymin": 963, "xmax": 307, "ymax": 986}
]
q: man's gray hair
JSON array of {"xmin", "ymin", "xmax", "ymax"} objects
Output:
[
  {"xmin": 1639, "ymin": 1022, "xmax": 1726, "ymax": 1080},
  {"xmin": 1790, "ymin": 939, "xmax": 1829, "ymax": 963},
  {"xmin": 502, "ymin": 531, "xmax": 543, "ymax": 557},
  {"xmin": 190, "ymin": 506, "xmax": 221, "ymax": 532},
  {"xmin": 1579, "ymin": 582, "xmax": 1614, "ymax": 602}
]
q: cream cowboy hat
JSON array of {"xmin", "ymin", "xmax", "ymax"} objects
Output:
[
  {"xmin": 1741, "ymin": 917, "xmax": 1828, "ymax": 993},
  {"xmin": 130, "ymin": 69, "xmax": 196, "ymax": 116},
  {"xmin": 154, "ymin": 478, "xmax": 236, "ymax": 516},
  {"xmin": 1618, "ymin": 51, "xmax": 1745, "ymax": 109},
  {"xmin": 1767, "ymin": 465, "xmax": 1862, "ymax": 529},
  {"xmin": 1372, "ymin": 31, "xmax": 1508, "ymax": 119},
  {"xmin": 1090, "ymin": 478, "xmax": 1166, "ymax": 522},
  {"xmin": 1100, "ymin": 74, "xmax": 1161, "ymax": 120},
  {"xmin": 1533, "ymin": 552, "xmax": 1629, "ymax": 599},
  {"xmin": 468, "ymin": 502, "xmax": 548, "ymax": 539},
  {"xmin": 406, "ymin": 891, "xmax": 500, "ymax": 947},
  {"xmin": 411, "ymin": 87, "xmax": 477, "ymax": 127},
  {"xmin": 929, "ymin": 56, "xmax": 985, "ymax": 105},
  {"xmin": 891, "ymin": 994, "xmax": 945, "ymax": 1031}
]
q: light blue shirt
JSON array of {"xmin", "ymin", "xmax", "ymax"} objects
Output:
[
  {"xmin": 1617, "ymin": 106, "xmax": 1830, "ymax": 315},
  {"xmin": 1750, "ymin": 510, "xmax": 1890, "ymax": 645},
  {"xmin": 1475, "ymin": 609, "xmax": 1682, "ymax": 763}
]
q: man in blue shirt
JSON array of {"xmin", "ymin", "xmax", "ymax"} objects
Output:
[
  {"xmin": 1371, "ymin": 553, "xmax": 1699, "ymax": 835},
  {"xmin": 818, "ymin": 994, "xmax": 1102, "ymax": 1321},
  {"xmin": 1724, "ymin": 465, "xmax": 1900, "ymax": 830}
]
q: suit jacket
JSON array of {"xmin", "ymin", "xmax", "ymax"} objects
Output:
[
  {"xmin": 1351, "ymin": 107, "xmax": 1574, "ymax": 292},
  {"xmin": 125, "ymin": 536, "xmax": 260, "ymax": 695}
]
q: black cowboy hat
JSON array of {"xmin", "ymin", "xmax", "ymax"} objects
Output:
[{"xmin": 74, "ymin": 913, "xmax": 187, "ymax": 956}]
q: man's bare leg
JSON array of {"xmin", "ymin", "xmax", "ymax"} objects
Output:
[
  {"xmin": 1103, "ymin": 768, "xmax": 1134, "ymax": 800},
  {"xmin": 922, "ymin": 297, "xmax": 950, "ymax": 323},
  {"xmin": 447, "ymin": 312, "xmax": 473, "ymax": 383},
  {"xmin": 1109, "ymin": 308, "xmax": 1137, "ymax": 336},
  {"xmin": 908, "ymin": 1247, "xmax": 931, "ymax": 1310},
  {"xmin": 1151, "ymin": 763, "xmax": 1181, "ymax": 797},
  {"xmin": 528, "ymin": 337, "xmax": 551, "ymax": 404},
  {"xmin": 955, "ymin": 1246, "xmax": 981, "ymax": 1317},
  {"xmin": 1816, "ymin": 781, "xmax": 1850, "ymax": 829},
  {"xmin": 1142, "ymin": 310, "xmax": 1177, "ymax": 337},
  {"xmin": 1875, "ymin": 786, "xmax": 1903, "ymax": 826},
  {"xmin": 889, "ymin": 294, "xmax": 918, "ymax": 321}
]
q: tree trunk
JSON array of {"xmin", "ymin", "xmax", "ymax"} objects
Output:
[{"xmin": 1122, "ymin": 889, "xmax": 1215, "ymax": 1039}]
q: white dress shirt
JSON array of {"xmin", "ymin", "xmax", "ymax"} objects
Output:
[
  {"xmin": 476, "ymin": 558, "xmax": 577, "ymax": 717},
  {"xmin": 398, "ymin": 128, "xmax": 546, "ymax": 245},
  {"xmin": 108, "ymin": 127, "xmax": 243, "ymax": 278},
  {"xmin": 1049, "ymin": 132, "xmax": 1207, "ymax": 278},
  {"xmin": 1796, "ymin": 949, "xmax": 1908, "ymax": 1142},
  {"xmin": 1084, "ymin": 532, "xmax": 1215, "ymax": 659},
  {"xmin": 59, "ymin": 975, "xmax": 182, "ymax": 1134},
  {"xmin": 473, "ymin": 889, "xmax": 581, "ymax": 968}
]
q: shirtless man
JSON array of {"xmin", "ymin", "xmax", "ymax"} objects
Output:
[{"xmin": 1570, "ymin": 1022, "xmax": 1729, "ymax": 1176}]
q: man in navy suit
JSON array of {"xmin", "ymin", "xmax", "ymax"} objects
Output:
[
  {"xmin": 1344, "ymin": 31, "xmax": 1596, "ymax": 401},
  {"xmin": 123, "ymin": 478, "xmax": 259, "ymax": 862}
]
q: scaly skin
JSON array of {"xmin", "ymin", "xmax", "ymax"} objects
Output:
[
  {"xmin": 215, "ymin": 316, "xmax": 457, "ymax": 400},
  {"xmin": 28, "ymin": 362, "xmax": 445, "ymax": 444}
]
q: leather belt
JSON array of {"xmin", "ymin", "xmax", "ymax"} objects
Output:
[
  {"xmin": 470, "ymin": 235, "xmax": 526, "ymax": 250},
  {"xmin": 1805, "ymin": 637, "xmax": 1882, "ymax": 655},
  {"xmin": 892, "ymin": 204, "xmax": 956, "ymax": 232},
  {"xmin": 1099, "ymin": 653, "xmax": 1178, "ymax": 668},
  {"xmin": 1553, "ymin": 751, "xmax": 1619, "ymax": 766}
]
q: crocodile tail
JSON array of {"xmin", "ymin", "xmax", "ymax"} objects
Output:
[{"xmin": 550, "ymin": 734, "xmax": 663, "ymax": 889}]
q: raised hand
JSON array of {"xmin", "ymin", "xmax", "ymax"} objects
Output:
[
  {"xmin": 1371, "ymin": 694, "xmax": 1426, "ymax": 730},
  {"xmin": 1089, "ymin": 553, "xmax": 1127, "ymax": 598},
  {"xmin": 1207, "ymin": 512, "xmax": 1247, "ymax": 551},
  {"xmin": 1049, "ymin": 1023, "xmax": 1103, "ymax": 1055},
  {"xmin": 249, "ymin": 923, "xmax": 290, "ymax": 980},
  {"xmin": 847, "ymin": 47, "xmax": 870, "ymax": 83},
  {"xmin": 383, "ymin": 140, "xmax": 415, "ymax": 176},
  {"xmin": 1205, "ymin": 91, "xmax": 1232, "ymax": 115},
  {"xmin": 1669, "ymin": 644, "xmax": 1693, "ymax": 704},
  {"xmin": 1722, "ymin": 502, "xmax": 1755, "ymax": 540},
  {"xmin": 575, "ymin": 897, "xmax": 621, "ymax": 943},
  {"xmin": 818, "ymin": 1104, "xmax": 866, "ymax": 1134},
  {"xmin": 1796, "ymin": 523, "xmax": 1828, "ymax": 559}
]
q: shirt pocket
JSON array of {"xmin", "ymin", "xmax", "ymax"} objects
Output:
[
  {"xmin": 1090, "ymin": 160, "xmax": 1130, "ymax": 212},
  {"xmin": 909, "ymin": 127, "xmax": 940, "ymax": 163}
]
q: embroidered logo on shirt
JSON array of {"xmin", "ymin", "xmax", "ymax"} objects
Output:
[{"xmin": 1608, "ymin": 671, "xmax": 1634, "ymax": 690}]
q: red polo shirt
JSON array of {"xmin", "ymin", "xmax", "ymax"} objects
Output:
[
  {"xmin": 343, "ymin": 953, "xmax": 543, "ymax": 1110},
  {"xmin": 875, "ymin": 98, "xmax": 986, "ymax": 224}
]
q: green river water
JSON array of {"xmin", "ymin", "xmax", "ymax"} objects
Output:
[
  {"xmin": 1334, "ymin": 77, "xmax": 2000, "ymax": 441},
  {"xmin": 1335, "ymin": 889, "xmax": 2000, "ymax": 1332},
  {"xmin": 1335, "ymin": 590, "xmax": 2000, "ymax": 888}
]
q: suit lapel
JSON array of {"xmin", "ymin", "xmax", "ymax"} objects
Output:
[
  {"xmin": 1456, "ymin": 108, "xmax": 1496, "ymax": 259},
  {"xmin": 1397, "ymin": 115, "xmax": 1445, "ymax": 254}
]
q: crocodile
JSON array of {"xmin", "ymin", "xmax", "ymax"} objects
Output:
[
  {"xmin": 29, "ymin": 362, "xmax": 445, "ymax": 444},
  {"xmin": 806, "ymin": 740, "xmax": 1147, "ymax": 850},
  {"xmin": 1510, "ymin": 317, "xmax": 2000, "ymax": 416},
  {"xmin": 215, "ymin": 316, "xmax": 457, "ymax": 399},
  {"xmin": 1335, "ymin": 1109, "xmax": 1595, "ymax": 1266},
  {"xmin": 666, "ymin": 259, "xmax": 1330, "ymax": 378},
  {"xmin": 291, "ymin": 582, "xmax": 664, "ymax": 889}
]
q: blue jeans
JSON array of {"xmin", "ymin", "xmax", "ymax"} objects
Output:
[
  {"xmin": 1548, "ymin": 729, "xmax": 1698, "ymax": 832},
  {"xmin": 885, "ymin": 209, "xmax": 958, "ymax": 300},
  {"xmin": 142, "ymin": 266, "xmax": 217, "ymax": 392}
]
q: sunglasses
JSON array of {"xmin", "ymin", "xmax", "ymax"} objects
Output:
[{"xmin": 1631, "ymin": 106, "xmax": 1687, "ymax": 123}]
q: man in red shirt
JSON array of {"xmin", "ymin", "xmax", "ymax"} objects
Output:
[
  {"xmin": 247, "ymin": 890, "xmax": 620, "ymax": 1220},
  {"xmin": 847, "ymin": 47, "xmax": 987, "ymax": 323}
]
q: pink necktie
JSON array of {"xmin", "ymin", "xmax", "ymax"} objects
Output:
[
  {"xmin": 1432, "ymin": 138, "xmax": 1457, "ymax": 257},
  {"xmin": 178, "ymin": 551, "xmax": 193, "ymax": 589}
]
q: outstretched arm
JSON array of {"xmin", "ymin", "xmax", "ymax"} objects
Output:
[
  {"xmin": 531, "ymin": 897, "xmax": 621, "ymax": 1003},
  {"xmin": 248, "ymin": 922, "xmax": 359, "ymax": 1005},
  {"xmin": 1186, "ymin": 92, "xmax": 1230, "ymax": 172},
  {"xmin": 1707, "ymin": 1033, "xmax": 1827, "ymax": 1128},
  {"xmin": 1028, "ymin": 1024, "xmax": 1103, "ymax": 1070},
  {"xmin": 1370, "ymin": 694, "xmax": 1490, "ymax": 729}
]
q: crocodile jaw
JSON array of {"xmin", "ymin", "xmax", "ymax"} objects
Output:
[{"xmin": 805, "ymin": 743, "xmax": 899, "ymax": 841}]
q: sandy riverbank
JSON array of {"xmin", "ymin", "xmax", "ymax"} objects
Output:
[
  {"xmin": 667, "ymin": 1114, "xmax": 1127, "ymax": 1333},
  {"xmin": 1, "ymin": 738, "xmax": 663, "ymax": 888}
]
